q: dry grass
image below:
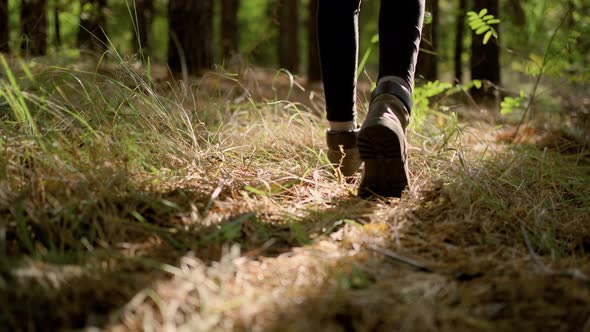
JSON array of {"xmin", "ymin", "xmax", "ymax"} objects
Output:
[{"xmin": 1, "ymin": 55, "xmax": 589, "ymax": 331}]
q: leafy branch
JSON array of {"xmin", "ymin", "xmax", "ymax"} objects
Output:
[{"xmin": 467, "ymin": 9, "xmax": 500, "ymax": 45}]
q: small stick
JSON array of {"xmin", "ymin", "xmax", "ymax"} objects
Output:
[
  {"xmin": 520, "ymin": 223, "xmax": 552, "ymax": 274},
  {"xmin": 369, "ymin": 245, "xmax": 433, "ymax": 273}
]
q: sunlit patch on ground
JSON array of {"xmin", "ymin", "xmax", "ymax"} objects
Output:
[{"xmin": 1, "ymin": 60, "xmax": 589, "ymax": 331}]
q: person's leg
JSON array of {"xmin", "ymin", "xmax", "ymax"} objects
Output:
[
  {"xmin": 357, "ymin": 0, "xmax": 425, "ymax": 197},
  {"xmin": 318, "ymin": 0, "xmax": 363, "ymax": 177},
  {"xmin": 317, "ymin": 0, "xmax": 362, "ymax": 127},
  {"xmin": 378, "ymin": 0, "xmax": 425, "ymax": 94}
]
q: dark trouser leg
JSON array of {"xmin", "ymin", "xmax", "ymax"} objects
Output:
[
  {"xmin": 378, "ymin": 0, "xmax": 425, "ymax": 92},
  {"xmin": 357, "ymin": 0, "xmax": 425, "ymax": 197},
  {"xmin": 317, "ymin": 0, "xmax": 362, "ymax": 122}
]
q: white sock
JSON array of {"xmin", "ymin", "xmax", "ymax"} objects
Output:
[
  {"xmin": 329, "ymin": 121, "xmax": 356, "ymax": 132},
  {"xmin": 377, "ymin": 76, "xmax": 412, "ymax": 91}
]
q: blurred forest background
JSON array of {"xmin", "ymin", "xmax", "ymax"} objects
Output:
[
  {"xmin": 1, "ymin": 0, "xmax": 587, "ymax": 88},
  {"xmin": 2, "ymin": 0, "xmax": 588, "ymax": 142}
]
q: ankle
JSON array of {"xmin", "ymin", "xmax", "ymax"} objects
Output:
[{"xmin": 329, "ymin": 121, "xmax": 357, "ymax": 132}]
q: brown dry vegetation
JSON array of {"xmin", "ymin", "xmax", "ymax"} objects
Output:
[{"xmin": 1, "ymin": 58, "xmax": 590, "ymax": 331}]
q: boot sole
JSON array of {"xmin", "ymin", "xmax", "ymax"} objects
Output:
[{"xmin": 357, "ymin": 124, "xmax": 408, "ymax": 198}]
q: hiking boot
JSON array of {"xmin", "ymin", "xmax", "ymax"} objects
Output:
[
  {"xmin": 326, "ymin": 128, "xmax": 361, "ymax": 177},
  {"xmin": 357, "ymin": 80, "xmax": 411, "ymax": 198}
]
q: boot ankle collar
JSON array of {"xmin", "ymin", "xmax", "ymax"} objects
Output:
[{"xmin": 372, "ymin": 80, "xmax": 413, "ymax": 113}]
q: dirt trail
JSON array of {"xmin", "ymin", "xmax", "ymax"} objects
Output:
[
  {"xmin": 106, "ymin": 100, "xmax": 590, "ymax": 331},
  {"xmin": 2, "ymin": 66, "xmax": 590, "ymax": 331}
]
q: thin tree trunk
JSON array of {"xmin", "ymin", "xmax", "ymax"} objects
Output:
[
  {"xmin": 307, "ymin": 0, "xmax": 321, "ymax": 82},
  {"xmin": 416, "ymin": 0, "xmax": 439, "ymax": 81},
  {"xmin": 20, "ymin": 0, "xmax": 48, "ymax": 56},
  {"xmin": 133, "ymin": 0, "xmax": 154, "ymax": 58},
  {"xmin": 221, "ymin": 0, "xmax": 239, "ymax": 60},
  {"xmin": 168, "ymin": 0, "xmax": 214, "ymax": 74},
  {"xmin": 77, "ymin": 0, "xmax": 108, "ymax": 54},
  {"xmin": 0, "ymin": 0, "xmax": 8, "ymax": 53},
  {"xmin": 278, "ymin": 0, "xmax": 300, "ymax": 73},
  {"xmin": 54, "ymin": 5, "xmax": 61, "ymax": 49},
  {"xmin": 454, "ymin": 0, "xmax": 467, "ymax": 82},
  {"xmin": 470, "ymin": 0, "xmax": 500, "ymax": 100}
]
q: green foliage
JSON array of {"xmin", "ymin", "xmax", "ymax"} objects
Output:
[
  {"xmin": 412, "ymin": 79, "xmax": 484, "ymax": 128},
  {"xmin": 357, "ymin": 33, "xmax": 380, "ymax": 79},
  {"xmin": 289, "ymin": 221, "xmax": 311, "ymax": 245},
  {"xmin": 467, "ymin": 9, "xmax": 500, "ymax": 45},
  {"xmin": 500, "ymin": 90, "xmax": 526, "ymax": 115},
  {"xmin": 0, "ymin": 55, "xmax": 40, "ymax": 140}
]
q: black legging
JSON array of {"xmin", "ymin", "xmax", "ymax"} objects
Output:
[{"xmin": 318, "ymin": 0, "xmax": 425, "ymax": 122}]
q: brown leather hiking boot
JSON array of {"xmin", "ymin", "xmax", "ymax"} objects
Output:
[
  {"xmin": 326, "ymin": 128, "xmax": 361, "ymax": 177},
  {"xmin": 357, "ymin": 80, "xmax": 411, "ymax": 198}
]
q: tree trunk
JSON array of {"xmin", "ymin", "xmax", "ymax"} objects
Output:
[
  {"xmin": 470, "ymin": 0, "xmax": 501, "ymax": 100},
  {"xmin": 20, "ymin": 0, "xmax": 48, "ymax": 56},
  {"xmin": 221, "ymin": 0, "xmax": 239, "ymax": 60},
  {"xmin": 454, "ymin": 0, "xmax": 467, "ymax": 82},
  {"xmin": 278, "ymin": 0, "xmax": 300, "ymax": 73},
  {"xmin": 0, "ymin": 0, "xmax": 8, "ymax": 53},
  {"xmin": 77, "ymin": 0, "xmax": 108, "ymax": 54},
  {"xmin": 54, "ymin": 4, "xmax": 61, "ymax": 49},
  {"xmin": 506, "ymin": 0, "xmax": 525, "ymax": 27},
  {"xmin": 133, "ymin": 0, "xmax": 154, "ymax": 58},
  {"xmin": 168, "ymin": 0, "xmax": 214, "ymax": 74},
  {"xmin": 416, "ymin": 0, "xmax": 438, "ymax": 81},
  {"xmin": 307, "ymin": 0, "xmax": 321, "ymax": 82}
]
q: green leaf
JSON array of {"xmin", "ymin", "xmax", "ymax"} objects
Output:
[
  {"xmin": 479, "ymin": 8, "xmax": 488, "ymax": 17},
  {"xmin": 370, "ymin": 33, "xmax": 380, "ymax": 44},
  {"xmin": 476, "ymin": 26, "xmax": 490, "ymax": 35},
  {"xmin": 424, "ymin": 11, "xmax": 433, "ymax": 25},
  {"xmin": 483, "ymin": 30, "xmax": 493, "ymax": 44},
  {"xmin": 483, "ymin": 15, "xmax": 495, "ymax": 20},
  {"xmin": 472, "ymin": 80, "xmax": 482, "ymax": 89},
  {"xmin": 470, "ymin": 21, "xmax": 486, "ymax": 29},
  {"xmin": 486, "ymin": 19, "xmax": 501, "ymax": 25},
  {"xmin": 244, "ymin": 185, "xmax": 267, "ymax": 197}
]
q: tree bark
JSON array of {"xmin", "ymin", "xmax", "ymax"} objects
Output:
[
  {"xmin": 307, "ymin": 0, "xmax": 321, "ymax": 82},
  {"xmin": 0, "ymin": 0, "xmax": 8, "ymax": 53},
  {"xmin": 77, "ymin": 0, "xmax": 108, "ymax": 54},
  {"xmin": 454, "ymin": 0, "xmax": 467, "ymax": 82},
  {"xmin": 416, "ymin": 0, "xmax": 439, "ymax": 81},
  {"xmin": 470, "ymin": 0, "xmax": 500, "ymax": 100},
  {"xmin": 133, "ymin": 0, "xmax": 154, "ymax": 58},
  {"xmin": 221, "ymin": 0, "xmax": 239, "ymax": 60},
  {"xmin": 20, "ymin": 0, "xmax": 48, "ymax": 56},
  {"xmin": 278, "ymin": 0, "xmax": 300, "ymax": 73},
  {"xmin": 168, "ymin": 0, "xmax": 214, "ymax": 74}
]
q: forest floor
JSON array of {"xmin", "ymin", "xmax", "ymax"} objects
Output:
[{"xmin": 1, "ymin": 58, "xmax": 590, "ymax": 331}]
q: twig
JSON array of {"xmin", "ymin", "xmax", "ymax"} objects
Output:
[
  {"xmin": 520, "ymin": 223, "xmax": 552, "ymax": 273},
  {"xmin": 511, "ymin": 4, "xmax": 574, "ymax": 143},
  {"xmin": 369, "ymin": 245, "xmax": 433, "ymax": 273}
]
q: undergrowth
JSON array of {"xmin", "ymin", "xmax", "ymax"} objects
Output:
[{"xmin": 1, "ymin": 52, "xmax": 589, "ymax": 331}]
